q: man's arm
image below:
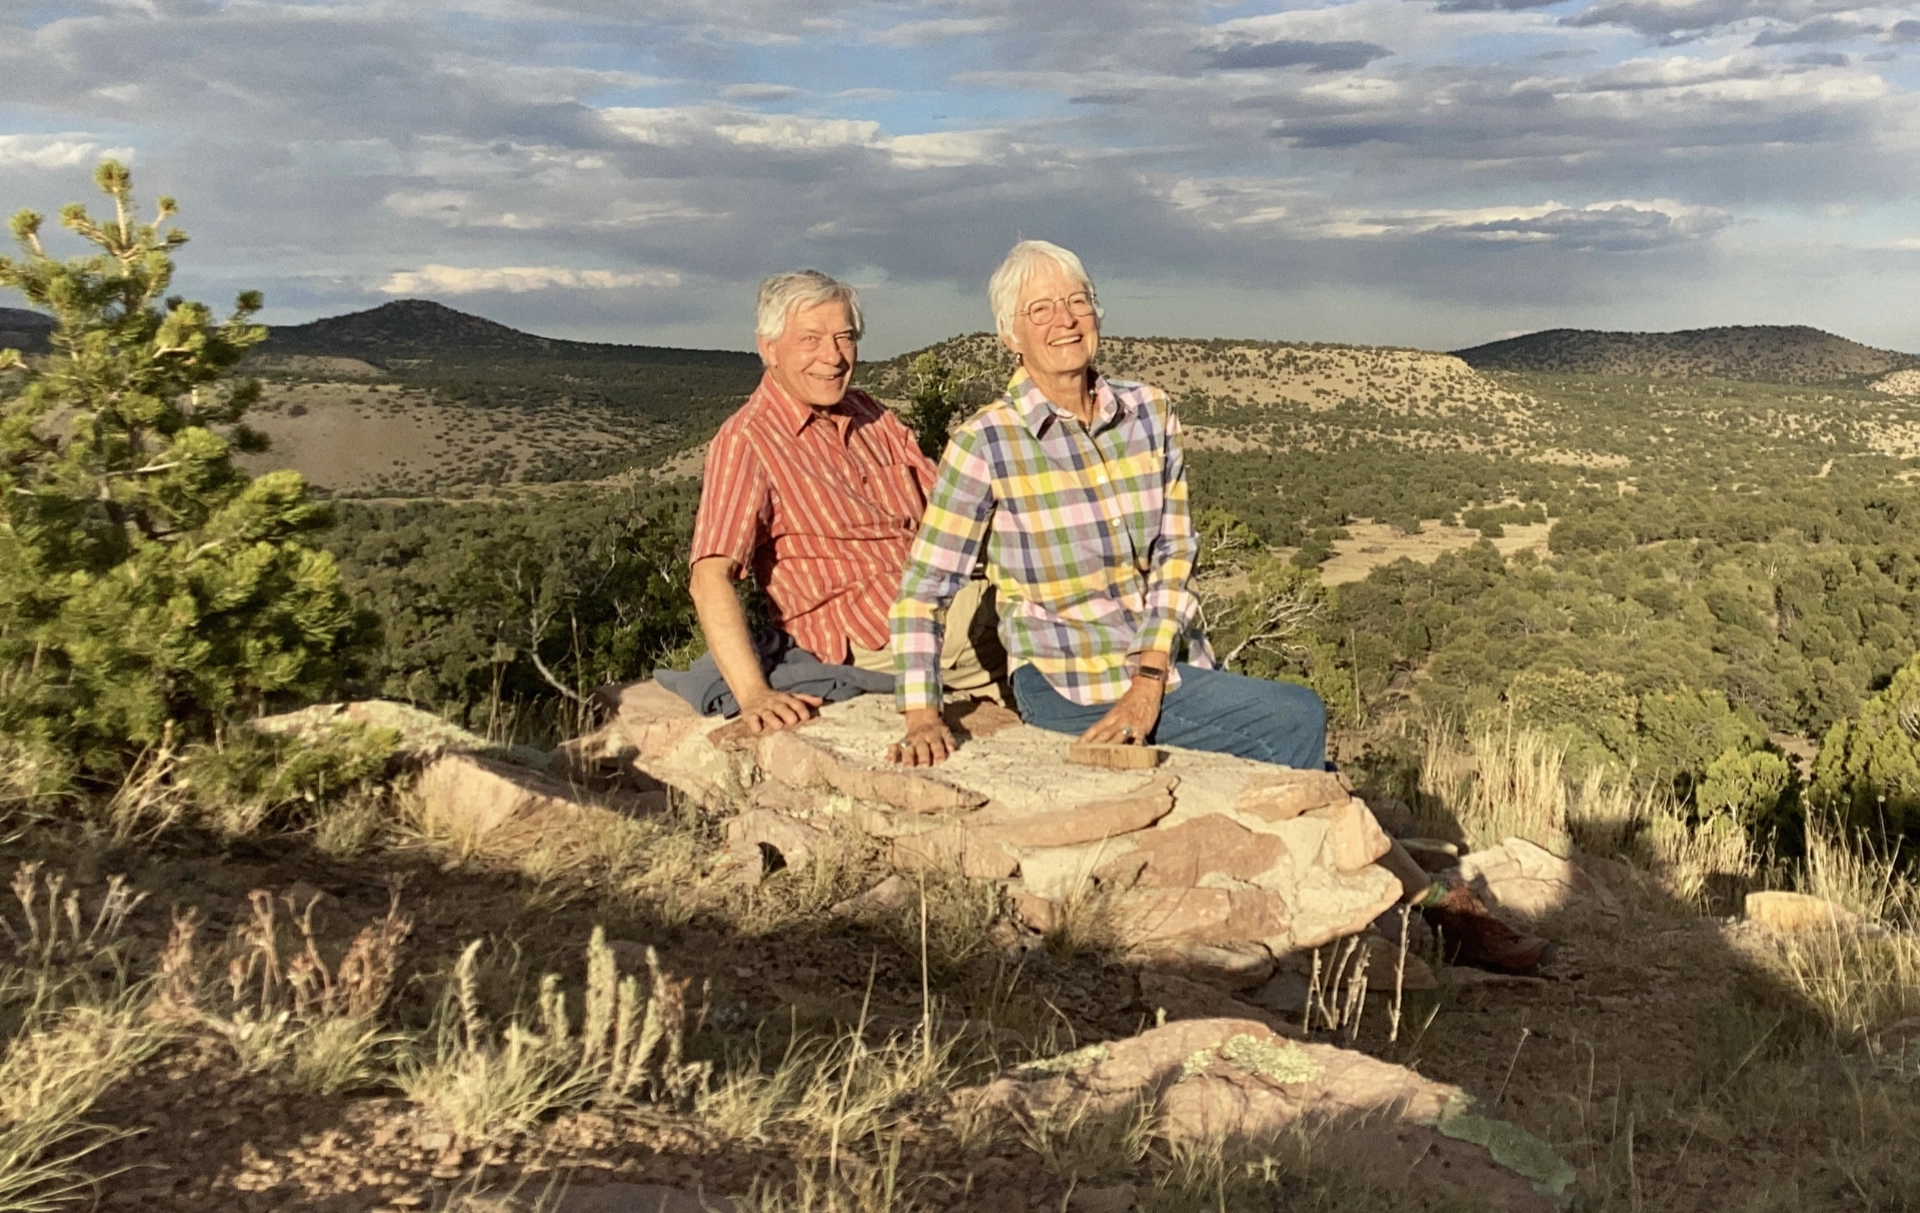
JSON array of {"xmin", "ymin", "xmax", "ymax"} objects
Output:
[
  {"xmin": 688, "ymin": 557, "xmax": 821, "ymax": 732},
  {"xmin": 688, "ymin": 423, "xmax": 821, "ymax": 733}
]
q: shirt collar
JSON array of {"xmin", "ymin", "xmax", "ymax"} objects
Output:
[
  {"xmin": 758, "ymin": 372, "xmax": 856, "ymax": 438},
  {"xmin": 1010, "ymin": 369, "xmax": 1125, "ymax": 438}
]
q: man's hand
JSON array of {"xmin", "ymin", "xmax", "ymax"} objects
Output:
[
  {"xmin": 1080, "ymin": 675, "xmax": 1165, "ymax": 746},
  {"xmin": 739, "ymin": 689, "xmax": 824, "ymax": 734},
  {"xmin": 888, "ymin": 707, "xmax": 958, "ymax": 766}
]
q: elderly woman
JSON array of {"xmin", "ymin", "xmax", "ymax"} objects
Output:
[
  {"xmin": 887, "ymin": 239, "xmax": 1325, "ymax": 767},
  {"xmin": 884, "ymin": 239, "xmax": 1551, "ymax": 974}
]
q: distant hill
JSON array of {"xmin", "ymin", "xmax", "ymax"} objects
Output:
[
  {"xmin": 266, "ymin": 299, "xmax": 551, "ymax": 354},
  {"xmin": 0, "ymin": 306, "xmax": 51, "ymax": 354},
  {"xmin": 241, "ymin": 299, "xmax": 763, "ymax": 493},
  {"xmin": 262, "ymin": 299, "xmax": 757, "ymax": 371},
  {"xmin": 1452, "ymin": 325, "xmax": 1920, "ymax": 384}
]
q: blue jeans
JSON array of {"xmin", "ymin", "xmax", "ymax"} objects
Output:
[{"xmin": 1011, "ymin": 663, "xmax": 1328, "ymax": 770}]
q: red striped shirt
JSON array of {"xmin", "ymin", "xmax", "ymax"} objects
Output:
[{"xmin": 690, "ymin": 374, "xmax": 936, "ymax": 662}]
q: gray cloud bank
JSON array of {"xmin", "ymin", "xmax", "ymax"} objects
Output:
[{"xmin": 0, "ymin": 0, "xmax": 1915, "ymax": 352}]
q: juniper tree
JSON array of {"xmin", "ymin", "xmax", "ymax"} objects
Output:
[{"xmin": 0, "ymin": 162, "xmax": 359, "ymax": 775}]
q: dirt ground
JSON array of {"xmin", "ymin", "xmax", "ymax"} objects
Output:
[
  {"xmin": 16, "ymin": 770, "xmax": 1900, "ymax": 1213},
  {"xmin": 1303, "ymin": 520, "xmax": 1553, "ymax": 586},
  {"xmin": 237, "ymin": 380, "xmax": 658, "ymax": 494}
]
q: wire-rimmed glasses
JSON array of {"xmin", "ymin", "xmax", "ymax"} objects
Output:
[{"xmin": 1021, "ymin": 291, "xmax": 1098, "ymax": 327}]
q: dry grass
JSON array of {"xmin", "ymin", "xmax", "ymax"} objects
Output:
[
  {"xmin": 1415, "ymin": 721, "xmax": 1761, "ymax": 912},
  {"xmin": 190, "ymin": 889, "xmax": 413, "ymax": 1094},
  {"xmin": 399, "ymin": 927, "xmax": 709, "ymax": 1141},
  {"xmin": 0, "ymin": 997, "xmax": 169, "ymax": 1211},
  {"xmin": 1767, "ymin": 819, "xmax": 1920, "ymax": 1047},
  {"xmin": 0, "ymin": 865, "xmax": 169, "ymax": 1211}
]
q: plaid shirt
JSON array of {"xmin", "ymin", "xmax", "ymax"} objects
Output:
[
  {"xmin": 692, "ymin": 375, "xmax": 936, "ymax": 662},
  {"xmin": 891, "ymin": 370, "xmax": 1212, "ymax": 711}
]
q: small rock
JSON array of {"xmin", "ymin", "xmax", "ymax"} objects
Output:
[
  {"xmin": 416, "ymin": 1131, "xmax": 453, "ymax": 1153},
  {"xmin": 1457, "ymin": 836, "xmax": 1617, "ymax": 919},
  {"xmin": 829, "ymin": 874, "xmax": 913, "ymax": 916}
]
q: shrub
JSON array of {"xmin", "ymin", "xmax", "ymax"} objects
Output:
[
  {"xmin": 1809, "ymin": 651, "xmax": 1920, "ymax": 843},
  {"xmin": 0, "ymin": 163, "xmax": 361, "ymax": 778}
]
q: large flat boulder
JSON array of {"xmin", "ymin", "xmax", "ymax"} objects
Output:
[
  {"xmin": 968, "ymin": 1018, "xmax": 1573, "ymax": 1211},
  {"xmin": 603, "ymin": 681, "xmax": 1400, "ymax": 959}
]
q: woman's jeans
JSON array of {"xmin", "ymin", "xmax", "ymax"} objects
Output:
[{"xmin": 1011, "ymin": 663, "xmax": 1327, "ymax": 770}]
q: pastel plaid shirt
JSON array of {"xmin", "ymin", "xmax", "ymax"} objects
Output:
[{"xmin": 891, "ymin": 370, "xmax": 1213, "ymax": 711}]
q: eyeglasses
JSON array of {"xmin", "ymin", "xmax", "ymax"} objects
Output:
[{"xmin": 1020, "ymin": 291, "xmax": 1097, "ymax": 327}]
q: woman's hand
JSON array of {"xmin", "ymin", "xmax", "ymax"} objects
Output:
[
  {"xmin": 1080, "ymin": 672, "xmax": 1165, "ymax": 746},
  {"xmin": 888, "ymin": 707, "xmax": 958, "ymax": 766}
]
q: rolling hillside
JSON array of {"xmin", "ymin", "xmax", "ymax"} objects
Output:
[
  {"xmin": 1452, "ymin": 324, "xmax": 1920, "ymax": 384},
  {"xmin": 240, "ymin": 301, "xmax": 763, "ymax": 493}
]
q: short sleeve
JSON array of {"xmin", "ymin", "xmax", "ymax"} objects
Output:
[{"xmin": 689, "ymin": 422, "xmax": 770, "ymax": 570}]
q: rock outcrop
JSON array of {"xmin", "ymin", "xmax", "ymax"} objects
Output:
[
  {"xmin": 969, "ymin": 1018, "xmax": 1573, "ymax": 1210},
  {"xmin": 599, "ymin": 681, "xmax": 1402, "ymax": 963}
]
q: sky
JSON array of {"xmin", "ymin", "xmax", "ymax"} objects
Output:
[{"xmin": 0, "ymin": 0, "xmax": 1916, "ymax": 356}]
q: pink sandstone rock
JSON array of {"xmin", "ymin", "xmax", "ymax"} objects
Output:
[
  {"xmin": 1231, "ymin": 769, "xmax": 1351, "ymax": 822},
  {"xmin": 1128, "ymin": 941, "xmax": 1278, "ymax": 991},
  {"xmin": 1096, "ymin": 813, "xmax": 1288, "ymax": 889},
  {"xmin": 601, "ymin": 680, "xmax": 705, "ymax": 761},
  {"xmin": 890, "ymin": 826, "xmax": 1021, "ymax": 880},
  {"xmin": 724, "ymin": 809, "xmax": 831, "ymax": 870},
  {"xmin": 414, "ymin": 752, "xmax": 597, "ymax": 842},
  {"xmin": 971, "ymin": 1019, "xmax": 1568, "ymax": 1212},
  {"xmin": 1457, "ymin": 837, "xmax": 1619, "ymax": 919},
  {"xmin": 1312, "ymin": 796, "xmax": 1394, "ymax": 874},
  {"xmin": 1115, "ymin": 887, "xmax": 1292, "ymax": 946},
  {"xmin": 968, "ymin": 774, "xmax": 1178, "ymax": 848},
  {"xmin": 752, "ymin": 731, "xmax": 987, "ymax": 814},
  {"xmin": 1009, "ymin": 887, "xmax": 1063, "ymax": 934}
]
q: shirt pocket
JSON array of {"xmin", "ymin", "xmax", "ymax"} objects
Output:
[
  {"xmin": 1098, "ymin": 449, "xmax": 1165, "ymax": 570},
  {"xmin": 868, "ymin": 462, "xmax": 928, "ymax": 526}
]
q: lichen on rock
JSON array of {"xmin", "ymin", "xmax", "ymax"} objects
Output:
[
  {"xmin": 1012, "ymin": 1043, "xmax": 1109, "ymax": 1079},
  {"xmin": 1433, "ymin": 1091, "xmax": 1576, "ymax": 1198},
  {"xmin": 1181, "ymin": 1033, "xmax": 1323, "ymax": 1084}
]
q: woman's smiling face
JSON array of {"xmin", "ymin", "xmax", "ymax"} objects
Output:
[{"xmin": 1007, "ymin": 263, "xmax": 1099, "ymax": 380}]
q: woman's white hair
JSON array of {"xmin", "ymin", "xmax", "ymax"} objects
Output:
[
  {"xmin": 755, "ymin": 270, "xmax": 864, "ymax": 346},
  {"xmin": 988, "ymin": 240, "xmax": 1104, "ymax": 339}
]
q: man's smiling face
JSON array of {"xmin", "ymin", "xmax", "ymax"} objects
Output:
[{"xmin": 759, "ymin": 298, "xmax": 858, "ymax": 410}]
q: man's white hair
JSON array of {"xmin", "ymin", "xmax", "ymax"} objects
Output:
[
  {"xmin": 988, "ymin": 240, "xmax": 1104, "ymax": 339},
  {"xmin": 756, "ymin": 270, "xmax": 863, "ymax": 346}
]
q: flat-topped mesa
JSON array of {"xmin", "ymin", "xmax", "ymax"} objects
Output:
[{"xmin": 597, "ymin": 680, "xmax": 1401, "ymax": 964}]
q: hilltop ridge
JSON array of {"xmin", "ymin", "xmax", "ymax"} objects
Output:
[{"xmin": 1453, "ymin": 324, "xmax": 1919, "ymax": 384}]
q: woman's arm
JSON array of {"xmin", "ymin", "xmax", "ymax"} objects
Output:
[
  {"xmin": 1133, "ymin": 395, "xmax": 1201, "ymax": 665},
  {"xmin": 887, "ymin": 428, "xmax": 994, "ymax": 765},
  {"xmin": 1077, "ymin": 390, "xmax": 1193, "ymax": 746}
]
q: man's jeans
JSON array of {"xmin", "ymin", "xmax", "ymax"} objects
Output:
[{"xmin": 1011, "ymin": 662, "xmax": 1327, "ymax": 770}]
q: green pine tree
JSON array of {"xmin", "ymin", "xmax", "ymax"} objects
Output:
[
  {"xmin": 1808, "ymin": 651, "xmax": 1920, "ymax": 842},
  {"xmin": 0, "ymin": 162, "xmax": 360, "ymax": 776}
]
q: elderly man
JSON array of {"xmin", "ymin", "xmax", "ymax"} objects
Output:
[{"xmin": 679, "ymin": 270, "xmax": 998, "ymax": 733}]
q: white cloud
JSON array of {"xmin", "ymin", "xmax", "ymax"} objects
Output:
[
  {"xmin": 377, "ymin": 265, "xmax": 684, "ymax": 294},
  {"xmin": 0, "ymin": 133, "xmax": 129, "ymax": 169}
]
